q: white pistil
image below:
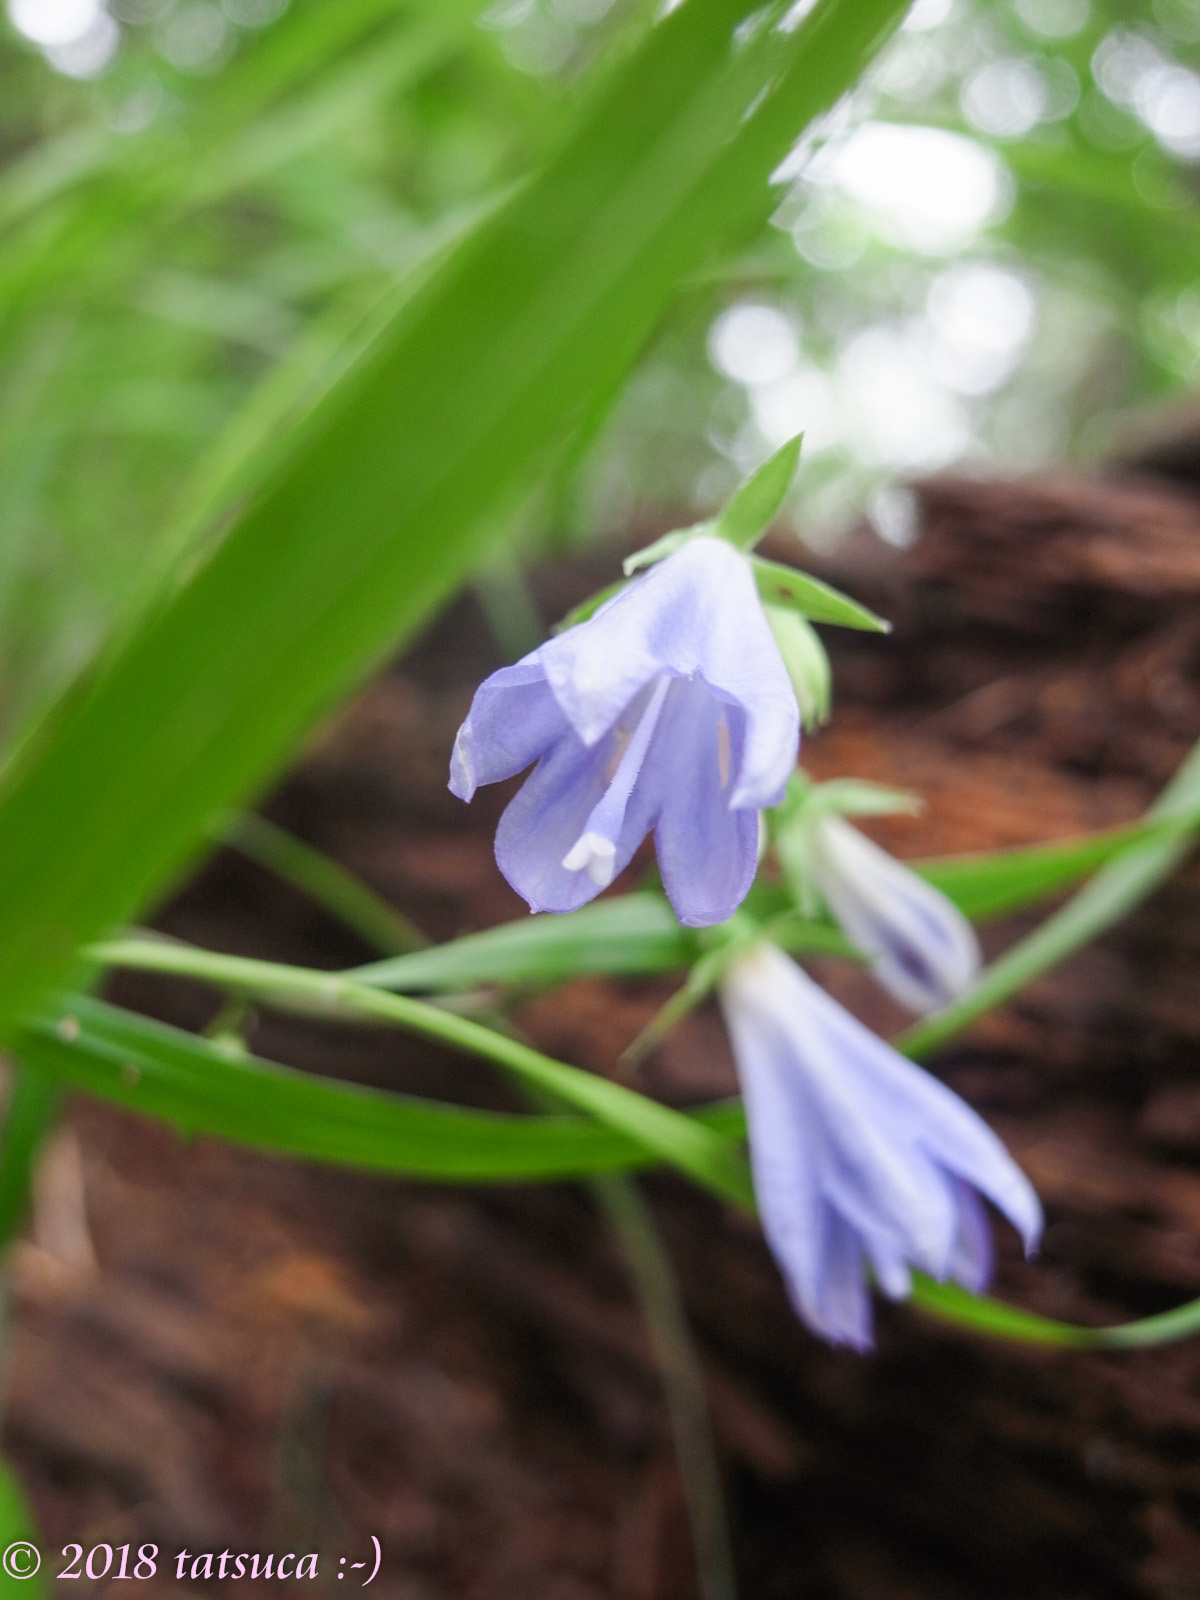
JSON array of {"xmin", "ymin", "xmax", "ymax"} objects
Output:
[{"xmin": 562, "ymin": 830, "xmax": 618, "ymax": 887}]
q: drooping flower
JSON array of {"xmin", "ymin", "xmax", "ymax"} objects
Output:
[
  {"xmin": 718, "ymin": 942, "xmax": 1041, "ymax": 1350},
  {"xmin": 449, "ymin": 537, "xmax": 799, "ymax": 927},
  {"xmin": 807, "ymin": 812, "xmax": 980, "ymax": 1014}
]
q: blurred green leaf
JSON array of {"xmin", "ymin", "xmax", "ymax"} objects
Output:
[
  {"xmin": 0, "ymin": 1460, "xmax": 44, "ymax": 1596},
  {"xmin": 0, "ymin": 0, "xmax": 911, "ymax": 1036},
  {"xmin": 82, "ymin": 941, "xmax": 757, "ymax": 1204},
  {"xmin": 911, "ymin": 1277, "xmax": 1200, "ymax": 1352},
  {"xmin": 217, "ymin": 810, "xmax": 428, "ymax": 955},
  {"xmin": 916, "ymin": 815, "xmax": 1197, "ymax": 921},
  {"xmin": 0, "ymin": 1064, "xmax": 59, "ymax": 1252}
]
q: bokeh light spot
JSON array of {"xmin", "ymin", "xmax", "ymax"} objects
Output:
[{"xmin": 709, "ymin": 304, "xmax": 799, "ymax": 388}]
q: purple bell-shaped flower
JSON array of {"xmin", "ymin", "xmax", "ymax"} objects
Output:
[
  {"xmin": 719, "ymin": 942, "xmax": 1041, "ymax": 1350},
  {"xmin": 450, "ymin": 538, "xmax": 799, "ymax": 927}
]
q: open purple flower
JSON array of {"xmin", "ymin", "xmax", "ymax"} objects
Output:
[
  {"xmin": 719, "ymin": 942, "xmax": 1041, "ymax": 1350},
  {"xmin": 808, "ymin": 813, "xmax": 980, "ymax": 1014},
  {"xmin": 450, "ymin": 537, "xmax": 799, "ymax": 927}
]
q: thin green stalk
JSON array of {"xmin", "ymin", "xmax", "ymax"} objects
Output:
[
  {"xmin": 212, "ymin": 821, "xmax": 738, "ymax": 1590},
  {"xmin": 898, "ymin": 736, "xmax": 1200, "ymax": 1061},
  {"xmin": 596, "ymin": 1175, "xmax": 738, "ymax": 1600},
  {"xmin": 472, "ymin": 546, "xmax": 545, "ymax": 664},
  {"xmin": 216, "ymin": 811, "xmax": 428, "ymax": 955},
  {"xmin": 86, "ymin": 936, "xmax": 754, "ymax": 1210}
]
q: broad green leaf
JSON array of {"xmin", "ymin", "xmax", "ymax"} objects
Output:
[
  {"xmin": 0, "ymin": 0, "xmax": 912, "ymax": 1038},
  {"xmin": 714, "ymin": 434, "xmax": 802, "ymax": 550},
  {"xmin": 751, "ymin": 555, "xmax": 889, "ymax": 632},
  {"xmin": 21, "ymin": 993, "xmax": 747, "ymax": 1184}
]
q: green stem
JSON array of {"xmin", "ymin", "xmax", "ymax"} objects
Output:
[
  {"xmin": 86, "ymin": 937, "xmax": 754, "ymax": 1209},
  {"xmin": 216, "ymin": 811, "xmax": 429, "ymax": 955},
  {"xmin": 210, "ymin": 822, "xmax": 739, "ymax": 1593},
  {"xmin": 595, "ymin": 1176, "xmax": 738, "ymax": 1600}
]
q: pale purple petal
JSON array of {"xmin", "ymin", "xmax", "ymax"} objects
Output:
[
  {"xmin": 947, "ymin": 1180, "xmax": 993, "ymax": 1294},
  {"xmin": 449, "ymin": 661, "xmax": 565, "ymax": 801},
  {"xmin": 494, "ymin": 726, "xmax": 635, "ymax": 914},
  {"xmin": 811, "ymin": 1210, "xmax": 874, "ymax": 1351},
  {"xmin": 647, "ymin": 679, "xmax": 760, "ymax": 927}
]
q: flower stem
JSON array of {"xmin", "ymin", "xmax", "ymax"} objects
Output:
[
  {"xmin": 215, "ymin": 811, "xmax": 429, "ymax": 955},
  {"xmin": 595, "ymin": 1175, "xmax": 738, "ymax": 1600}
]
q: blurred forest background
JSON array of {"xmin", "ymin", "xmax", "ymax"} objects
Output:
[{"xmin": 2, "ymin": 0, "xmax": 1199, "ymax": 747}]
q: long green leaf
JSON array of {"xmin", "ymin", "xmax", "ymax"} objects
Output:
[
  {"xmin": 0, "ymin": 1064, "xmax": 59, "ymax": 1251},
  {"xmin": 0, "ymin": 0, "xmax": 911, "ymax": 1038},
  {"xmin": 0, "ymin": 1460, "xmax": 44, "ymax": 1597},
  {"xmin": 910, "ymin": 1277, "xmax": 1200, "ymax": 1351},
  {"xmin": 19, "ymin": 993, "xmax": 743, "ymax": 1184},
  {"xmin": 900, "ymin": 737, "xmax": 1200, "ymax": 1061},
  {"xmin": 915, "ymin": 814, "xmax": 1198, "ymax": 922},
  {"xmin": 83, "ymin": 941, "xmax": 756, "ymax": 1205},
  {"xmin": 45, "ymin": 981, "xmax": 1200, "ymax": 1354}
]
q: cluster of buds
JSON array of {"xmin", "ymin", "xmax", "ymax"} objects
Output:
[{"xmin": 450, "ymin": 442, "xmax": 1041, "ymax": 1350}]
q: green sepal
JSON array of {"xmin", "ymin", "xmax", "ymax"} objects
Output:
[
  {"xmin": 804, "ymin": 777, "xmax": 922, "ymax": 819},
  {"xmin": 766, "ymin": 607, "xmax": 831, "ymax": 731},
  {"xmin": 752, "ymin": 555, "xmax": 890, "ymax": 632},
  {"xmin": 712, "ymin": 433, "xmax": 803, "ymax": 551},
  {"xmin": 567, "ymin": 435, "xmax": 808, "ymax": 623}
]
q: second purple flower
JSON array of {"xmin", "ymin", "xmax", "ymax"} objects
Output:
[{"xmin": 449, "ymin": 537, "xmax": 800, "ymax": 927}]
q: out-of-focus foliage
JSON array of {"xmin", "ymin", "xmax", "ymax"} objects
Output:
[
  {"xmin": 0, "ymin": 0, "xmax": 604, "ymax": 735},
  {"xmin": 1, "ymin": 0, "xmax": 1199, "ymax": 735},
  {"xmin": 590, "ymin": 0, "xmax": 1200, "ymax": 541}
]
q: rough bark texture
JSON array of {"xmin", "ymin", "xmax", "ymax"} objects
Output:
[{"xmin": 8, "ymin": 458, "xmax": 1200, "ymax": 1598}]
